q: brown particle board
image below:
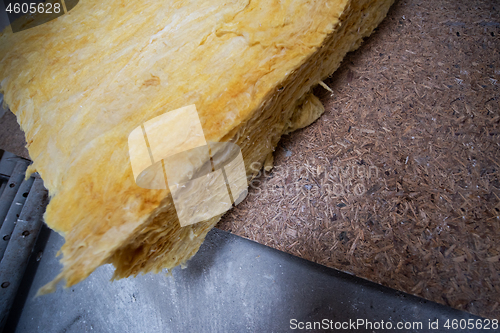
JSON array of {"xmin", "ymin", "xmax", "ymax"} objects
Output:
[{"xmin": 218, "ymin": 0, "xmax": 500, "ymax": 319}]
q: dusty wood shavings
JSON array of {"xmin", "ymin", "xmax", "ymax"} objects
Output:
[{"xmin": 219, "ymin": 0, "xmax": 500, "ymax": 319}]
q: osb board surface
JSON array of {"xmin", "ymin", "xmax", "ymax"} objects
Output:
[
  {"xmin": 218, "ymin": 0, "xmax": 500, "ymax": 319},
  {"xmin": 0, "ymin": 0, "xmax": 498, "ymax": 320}
]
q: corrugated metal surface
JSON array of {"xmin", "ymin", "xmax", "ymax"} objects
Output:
[{"xmin": 0, "ymin": 150, "xmax": 48, "ymax": 331}]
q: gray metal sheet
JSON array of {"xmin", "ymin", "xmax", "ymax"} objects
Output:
[
  {"xmin": 0, "ymin": 151, "xmax": 26, "ymax": 179},
  {"xmin": 0, "ymin": 176, "xmax": 35, "ymax": 259},
  {"xmin": 0, "ymin": 179, "xmax": 48, "ymax": 331},
  {"xmin": 5, "ymin": 228, "xmax": 484, "ymax": 333},
  {"xmin": 0, "ymin": 161, "xmax": 29, "ymax": 228}
]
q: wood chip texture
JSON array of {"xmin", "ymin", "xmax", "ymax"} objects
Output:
[{"xmin": 218, "ymin": 0, "xmax": 500, "ymax": 319}]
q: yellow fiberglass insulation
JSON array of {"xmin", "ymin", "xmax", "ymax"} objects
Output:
[{"xmin": 0, "ymin": 0, "xmax": 394, "ymax": 292}]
